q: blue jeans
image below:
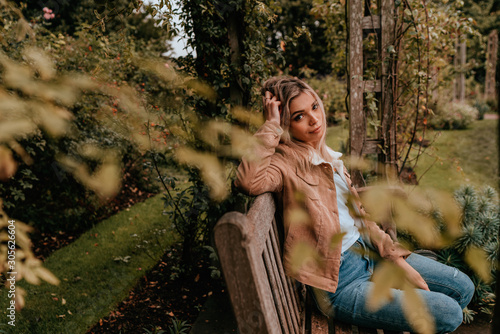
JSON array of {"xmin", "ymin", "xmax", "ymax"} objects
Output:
[{"xmin": 312, "ymin": 238, "xmax": 474, "ymax": 334}]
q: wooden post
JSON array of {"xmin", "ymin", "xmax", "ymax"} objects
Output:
[
  {"xmin": 348, "ymin": 0, "xmax": 397, "ymax": 187},
  {"xmin": 454, "ymin": 37, "xmax": 466, "ymax": 102},
  {"xmin": 348, "ymin": 0, "xmax": 366, "ymax": 187},
  {"xmin": 485, "ymin": 30, "xmax": 498, "ymax": 100}
]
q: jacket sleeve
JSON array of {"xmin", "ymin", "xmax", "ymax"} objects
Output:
[{"xmin": 235, "ymin": 120, "xmax": 285, "ymax": 196}]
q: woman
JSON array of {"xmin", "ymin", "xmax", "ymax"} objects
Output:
[{"xmin": 235, "ymin": 76, "xmax": 474, "ymax": 333}]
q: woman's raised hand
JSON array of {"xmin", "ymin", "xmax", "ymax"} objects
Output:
[{"xmin": 263, "ymin": 91, "xmax": 281, "ymax": 124}]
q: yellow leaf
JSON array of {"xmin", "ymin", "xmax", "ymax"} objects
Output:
[
  {"xmin": 288, "ymin": 241, "xmax": 323, "ymax": 275},
  {"xmin": 230, "ymin": 127, "xmax": 259, "ymax": 158},
  {"xmin": 464, "ymin": 246, "xmax": 492, "ymax": 283},
  {"xmin": 428, "ymin": 189, "xmax": 462, "ymax": 239},
  {"xmin": 0, "ymin": 146, "xmax": 17, "ymax": 181},
  {"xmin": 56, "ymin": 155, "xmax": 121, "ymax": 199},
  {"xmin": 34, "ymin": 103, "xmax": 73, "ymax": 137},
  {"xmin": 287, "ymin": 207, "xmax": 311, "ymax": 226},
  {"xmin": 367, "ymin": 261, "xmax": 405, "ymax": 312},
  {"xmin": 231, "ymin": 106, "xmax": 264, "ymax": 128},
  {"xmin": 176, "ymin": 147, "xmax": 228, "ymax": 201},
  {"xmin": 15, "ymin": 19, "xmax": 33, "ymax": 42},
  {"xmin": 186, "ymin": 79, "xmax": 217, "ymax": 102},
  {"xmin": 199, "ymin": 121, "xmax": 231, "ymax": 148},
  {"xmin": 329, "ymin": 232, "xmax": 346, "ymax": 249},
  {"xmin": 35, "ymin": 266, "xmax": 61, "ymax": 286},
  {"xmin": 0, "ymin": 120, "xmax": 38, "ymax": 142},
  {"xmin": 359, "ymin": 185, "xmax": 392, "ymax": 223},
  {"xmin": 402, "ymin": 284, "xmax": 435, "ymax": 334},
  {"xmin": 24, "ymin": 47, "xmax": 56, "ymax": 81},
  {"xmin": 343, "ymin": 155, "xmax": 371, "ymax": 171},
  {"xmin": 15, "ymin": 287, "xmax": 26, "ymax": 311},
  {"xmin": 392, "ymin": 197, "xmax": 441, "ymax": 248}
]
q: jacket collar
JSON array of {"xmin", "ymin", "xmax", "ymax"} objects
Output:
[{"xmin": 295, "ymin": 147, "xmax": 343, "ymax": 185}]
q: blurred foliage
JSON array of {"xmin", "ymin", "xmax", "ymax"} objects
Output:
[
  {"xmin": 440, "ymin": 185, "xmax": 498, "ymax": 317},
  {"xmin": 472, "ymin": 98, "xmax": 492, "ymax": 120},
  {"xmin": 0, "ymin": 0, "xmax": 182, "ymax": 308},
  {"xmin": 388, "ymin": 185, "xmax": 498, "ymax": 319},
  {"xmin": 428, "ymin": 101, "xmax": 479, "ymax": 130},
  {"xmin": 0, "ymin": 0, "xmax": 183, "ymax": 233}
]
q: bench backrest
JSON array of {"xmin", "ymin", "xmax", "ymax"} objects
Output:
[{"xmin": 214, "ymin": 193, "xmax": 305, "ymax": 334}]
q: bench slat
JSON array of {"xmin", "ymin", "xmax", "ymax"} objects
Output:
[
  {"xmin": 334, "ymin": 321, "xmax": 353, "ymax": 334},
  {"xmin": 264, "ymin": 237, "xmax": 293, "ymax": 334},
  {"xmin": 269, "ymin": 221, "xmax": 302, "ymax": 331},
  {"xmin": 247, "ymin": 193, "xmax": 276, "ymax": 254}
]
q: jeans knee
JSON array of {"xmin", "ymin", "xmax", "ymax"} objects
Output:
[
  {"xmin": 457, "ymin": 271, "xmax": 475, "ymax": 308},
  {"xmin": 435, "ymin": 301, "xmax": 463, "ymax": 334}
]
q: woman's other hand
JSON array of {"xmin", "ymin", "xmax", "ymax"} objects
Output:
[
  {"xmin": 395, "ymin": 257, "xmax": 430, "ymax": 291},
  {"xmin": 263, "ymin": 91, "xmax": 281, "ymax": 124}
]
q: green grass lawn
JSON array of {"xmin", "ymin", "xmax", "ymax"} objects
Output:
[
  {"xmin": 326, "ymin": 119, "xmax": 499, "ymax": 193},
  {"xmin": 414, "ymin": 119, "xmax": 498, "ymax": 193},
  {"xmin": 1, "ymin": 194, "xmax": 177, "ymax": 334}
]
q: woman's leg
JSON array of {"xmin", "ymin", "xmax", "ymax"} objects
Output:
[
  {"xmin": 405, "ymin": 253, "xmax": 475, "ymax": 309},
  {"xmin": 330, "ymin": 280, "xmax": 465, "ymax": 334},
  {"xmin": 322, "ymin": 242, "xmax": 474, "ymax": 333}
]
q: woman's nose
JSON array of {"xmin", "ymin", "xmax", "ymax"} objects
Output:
[{"xmin": 310, "ymin": 112, "xmax": 319, "ymax": 124}]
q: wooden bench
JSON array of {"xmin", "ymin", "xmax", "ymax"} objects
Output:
[{"xmin": 214, "ymin": 193, "xmax": 410, "ymax": 334}]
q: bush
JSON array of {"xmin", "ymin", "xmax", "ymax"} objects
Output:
[
  {"xmin": 429, "ymin": 101, "xmax": 479, "ymax": 130},
  {"xmin": 472, "ymin": 99, "xmax": 492, "ymax": 120},
  {"xmin": 437, "ymin": 186, "xmax": 498, "ymax": 318},
  {"xmin": 485, "ymin": 97, "xmax": 498, "ymax": 113},
  {"xmin": 0, "ymin": 3, "xmax": 175, "ymax": 233}
]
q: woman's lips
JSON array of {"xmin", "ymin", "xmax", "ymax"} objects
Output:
[{"xmin": 310, "ymin": 125, "xmax": 322, "ymax": 134}]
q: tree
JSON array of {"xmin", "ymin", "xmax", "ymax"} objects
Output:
[{"xmin": 266, "ymin": 0, "xmax": 334, "ymax": 76}]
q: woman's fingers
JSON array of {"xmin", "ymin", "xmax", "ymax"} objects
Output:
[
  {"xmin": 262, "ymin": 92, "xmax": 281, "ymax": 123},
  {"xmin": 395, "ymin": 258, "xmax": 430, "ymax": 291}
]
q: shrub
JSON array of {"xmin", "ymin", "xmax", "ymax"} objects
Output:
[
  {"xmin": 485, "ymin": 97, "xmax": 498, "ymax": 113},
  {"xmin": 429, "ymin": 101, "xmax": 479, "ymax": 130},
  {"xmin": 472, "ymin": 99, "xmax": 492, "ymax": 120},
  {"xmin": 437, "ymin": 185, "xmax": 498, "ymax": 318}
]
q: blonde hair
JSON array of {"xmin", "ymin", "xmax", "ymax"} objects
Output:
[{"xmin": 261, "ymin": 76, "xmax": 331, "ymax": 168}]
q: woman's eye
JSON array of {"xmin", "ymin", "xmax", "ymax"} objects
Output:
[
  {"xmin": 312, "ymin": 103, "xmax": 319, "ymax": 110},
  {"xmin": 294, "ymin": 114, "xmax": 303, "ymax": 121}
]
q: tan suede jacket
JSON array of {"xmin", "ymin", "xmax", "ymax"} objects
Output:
[{"xmin": 236, "ymin": 120, "xmax": 411, "ymax": 293}]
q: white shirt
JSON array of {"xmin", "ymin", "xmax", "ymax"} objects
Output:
[{"xmin": 310, "ymin": 148, "xmax": 361, "ymax": 252}]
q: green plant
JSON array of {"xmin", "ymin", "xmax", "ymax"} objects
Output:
[
  {"xmin": 143, "ymin": 326, "xmax": 166, "ymax": 334},
  {"xmin": 429, "ymin": 101, "xmax": 479, "ymax": 130},
  {"xmin": 472, "ymin": 99, "xmax": 492, "ymax": 120},
  {"xmin": 437, "ymin": 185, "xmax": 498, "ymax": 319},
  {"xmin": 168, "ymin": 317, "xmax": 191, "ymax": 334}
]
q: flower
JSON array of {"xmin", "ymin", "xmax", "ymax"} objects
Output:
[{"xmin": 43, "ymin": 7, "xmax": 55, "ymax": 20}]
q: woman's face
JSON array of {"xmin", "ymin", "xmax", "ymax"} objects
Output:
[{"xmin": 288, "ymin": 92, "xmax": 325, "ymax": 148}]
